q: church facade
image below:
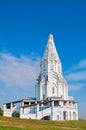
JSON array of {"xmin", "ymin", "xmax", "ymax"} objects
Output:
[{"xmin": 3, "ymin": 34, "xmax": 78, "ymax": 120}]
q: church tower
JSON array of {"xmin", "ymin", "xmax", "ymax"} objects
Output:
[
  {"xmin": 3, "ymin": 34, "xmax": 78, "ymax": 120},
  {"xmin": 36, "ymin": 34, "xmax": 68, "ymax": 100}
]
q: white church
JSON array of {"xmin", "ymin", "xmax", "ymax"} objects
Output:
[{"xmin": 3, "ymin": 34, "xmax": 78, "ymax": 120}]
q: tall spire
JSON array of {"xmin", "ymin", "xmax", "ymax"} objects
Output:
[
  {"xmin": 36, "ymin": 34, "xmax": 68, "ymax": 100},
  {"xmin": 48, "ymin": 34, "xmax": 54, "ymax": 42},
  {"xmin": 43, "ymin": 34, "xmax": 60, "ymax": 62}
]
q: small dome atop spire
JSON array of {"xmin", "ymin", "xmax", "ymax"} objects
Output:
[{"xmin": 48, "ymin": 34, "xmax": 53, "ymax": 42}]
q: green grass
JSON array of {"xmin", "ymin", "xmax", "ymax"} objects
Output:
[{"xmin": 0, "ymin": 116, "xmax": 86, "ymax": 130}]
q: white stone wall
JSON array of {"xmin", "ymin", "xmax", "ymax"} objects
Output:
[
  {"xmin": 3, "ymin": 103, "xmax": 18, "ymax": 117},
  {"xmin": 20, "ymin": 107, "xmax": 36, "ymax": 119},
  {"xmin": 20, "ymin": 102, "xmax": 78, "ymax": 120}
]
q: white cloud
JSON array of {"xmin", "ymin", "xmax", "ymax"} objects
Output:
[
  {"xmin": 68, "ymin": 83, "xmax": 86, "ymax": 91},
  {"xmin": 0, "ymin": 52, "xmax": 40, "ymax": 89},
  {"xmin": 77, "ymin": 59, "xmax": 86, "ymax": 69},
  {"xmin": 65, "ymin": 70, "xmax": 86, "ymax": 81},
  {"xmin": 64, "ymin": 59, "xmax": 86, "ymax": 74},
  {"xmin": 0, "ymin": 52, "xmax": 86, "ymax": 94},
  {"xmin": 64, "ymin": 59, "xmax": 86, "ymax": 91}
]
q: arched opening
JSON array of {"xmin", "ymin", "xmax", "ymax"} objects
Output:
[
  {"xmin": 57, "ymin": 115, "xmax": 59, "ymax": 120},
  {"xmin": 69, "ymin": 112, "xmax": 71, "ymax": 120},
  {"xmin": 63, "ymin": 111, "xmax": 68, "ymax": 120},
  {"xmin": 41, "ymin": 115, "xmax": 50, "ymax": 120},
  {"xmin": 73, "ymin": 112, "xmax": 76, "ymax": 120},
  {"xmin": 57, "ymin": 111, "xmax": 62, "ymax": 120},
  {"xmin": 12, "ymin": 111, "xmax": 20, "ymax": 118}
]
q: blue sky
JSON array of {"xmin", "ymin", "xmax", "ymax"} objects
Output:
[{"xmin": 0, "ymin": 0, "xmax": 86, "ymax": 119}]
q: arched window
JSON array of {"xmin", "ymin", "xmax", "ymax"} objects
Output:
[
  {"xmin": 43, "ymin": 94, "xmax": 45, "ymax": 100},
  {"xmin": 58, "ymin": 66, "xmax": 60, "ymax": 73},
  {"xmin": 52, "ymin": 87, "xmax": 54, "ymax": 94},
  {"xmin": 50, "ymin": 60, "xmax": 53, "ymax": 69}
]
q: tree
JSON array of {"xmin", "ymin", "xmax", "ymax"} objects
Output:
[
  {"xmin": 0, "ymin": 108, "xmax": 3, "ymax": 116},
  {"xmin": 12, "ymin": 111, "xmax": 20, "ymax": 118}
]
